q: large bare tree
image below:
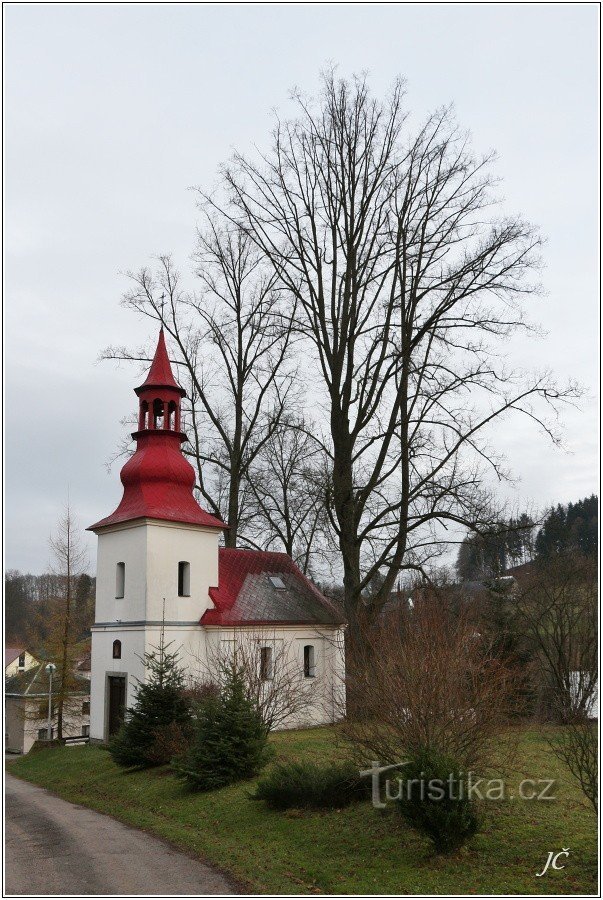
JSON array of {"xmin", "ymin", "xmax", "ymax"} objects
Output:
[
  {"xmin": 104, "ymin": 218, "xmax": 298, "ymax": 548},
  {"xmin": 206, "ymin": 71, "xmax": 579, "ymax": 626}
]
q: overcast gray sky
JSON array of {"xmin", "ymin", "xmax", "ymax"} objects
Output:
[{"xmin": 5, "ymin": 3, "xmax": 599, "ymax": 574}]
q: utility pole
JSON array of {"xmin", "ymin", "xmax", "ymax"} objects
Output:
[{"xmin": 45, "ymin": 662, "xmax": 56, "ymax": 740}]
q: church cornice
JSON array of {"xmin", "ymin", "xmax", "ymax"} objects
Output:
[{"xmin": 91, "ymin": 620, "xmax": 204, "ymax": 630}]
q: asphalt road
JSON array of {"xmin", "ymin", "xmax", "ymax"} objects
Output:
[{"xmin": 5, "ymin": 772, "xmax": 238, "ymax": 895}]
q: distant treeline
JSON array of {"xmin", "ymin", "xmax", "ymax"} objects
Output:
[
  {"xmin": 5, "ymin": 571, "xmax": 95, "ymax": 650},
  {"xmin": 6, "ymin": 496, "xmax": 596, "ymax": 647},
  {"xmin": 456, "ymin": 495, "xmax": 597, "ymax": 582}
]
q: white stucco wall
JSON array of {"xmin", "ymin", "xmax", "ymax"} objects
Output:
[
  {"xmin": 90, "ymin": 626, "xmax": 147, "ymax": 741},
  {"xmin": 208, "ymin": 625, "xmax": 346, "ymax": 728},
  {"xmin": 91, "ymin": 621, "xmax": 345, "ymax": 740},
  {"xmin": 94, "ymin": 519, "xmax": 220, "ymax": 626},
  {"xmin": 5, "ymin": 696, "xmax": 90, "ymax": 754}
]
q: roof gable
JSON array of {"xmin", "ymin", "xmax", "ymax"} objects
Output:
[{"xmin": 5, "ymin": 648, "xmax": 23, "ymax": 667}]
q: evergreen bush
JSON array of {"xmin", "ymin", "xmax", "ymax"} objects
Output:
[
  {"xmin": 254, "ymin": 760, "xmax": 369, "ymax": 810},
  {"xmin": 109, "ymin": 637, "xmax": 192, "ymax": 769},
  {"xmin": 173, "ymin": 662, "xmax": 270, "ymax": 791},
  {"xmin": 397, "ymin": 749, "xmax": 479, "ymax": 853}
]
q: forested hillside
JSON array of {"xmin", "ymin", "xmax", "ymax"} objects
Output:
[{"xmin": 5, "ymin": 571, "xmax": 95, "ymax": 651}]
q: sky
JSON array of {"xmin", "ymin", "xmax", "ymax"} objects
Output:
[{"xmin": 4, "ymin": 3, "xmax": 599, "ymax": 574}]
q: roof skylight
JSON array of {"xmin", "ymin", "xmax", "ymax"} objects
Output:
[{"xmin": 268, "ymin": 575, "xmax": 286, "ymax": 590}]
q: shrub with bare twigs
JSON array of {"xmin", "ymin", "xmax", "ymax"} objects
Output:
[{"xmin": 341, "ymin": 594, "xmax": 518, "ymax": 772}]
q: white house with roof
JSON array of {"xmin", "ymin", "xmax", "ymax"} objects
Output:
[
  {"xmin": 89, "ymin": 329, "xmax": 346, "ymax": 742},
  {"xmin": 5, "ymin": 664, "xmax": 90, "ymax": 754}
]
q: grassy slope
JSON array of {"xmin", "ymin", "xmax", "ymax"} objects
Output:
[{"xmin": 9, "ymin": 727, "xmax": 597, "ymax": 895}]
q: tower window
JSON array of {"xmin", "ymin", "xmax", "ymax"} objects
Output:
[
  {"xmin": 178, "ymin": 561, "xmax": 190, "ymax": 597},
  {"xmin": 139, "ymin": 400, "xmax": 149, "ymax": 430},
  {"xmin": 115, "ymin": 562, "xmax": 125, "ymax": 599},
  {"xmin": 153, "ymin": 398, "xmax": 164, "ymax": 429},
  {"xmin": 112, "ymin": 640, "xmax": 122, "ymax": 660},
  {"xmin": 168, "ymin": 400, "xmax": 177, "ymax": 430},
  {"xmin": 18, "ymin": 652, "xmax": 25, "ymax": 669},
  {"xmin": 304, "ymin": 645, "xmax": 316, "ymax": 678},
  {"xmin": 260, "ymin": 647, "xmax": 273, "ymax": 681}
]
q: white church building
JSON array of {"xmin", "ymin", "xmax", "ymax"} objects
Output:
[{"xmin": 89, "ymin": 329, "xmax": 346, "ymax": 742}]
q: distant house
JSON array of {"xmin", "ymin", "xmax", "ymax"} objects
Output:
[
  {"xmin": 5, "ymin": 664, "xmax": 90, "ymax": 754},
  {"xmin": 5, "ymin": 647, "xmax": 38, "ymax": 677},
  {"xmin": 75, "ymin": 649, "xmax": 91, "ymax": 680}
]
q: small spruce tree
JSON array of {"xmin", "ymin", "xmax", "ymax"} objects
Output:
[
  {"xmin": 173, "ymin": 660, "xmax": 271, "ymax": 791},
  {"xmin": 109, "ymin": 631, "xmax": 192, "ymax": 768}
]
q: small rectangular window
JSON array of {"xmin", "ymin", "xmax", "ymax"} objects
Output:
[
  {"xmin": 268, "ymin": 575, "xmax": 286, "ymax": 590},
  {"xmin": 304, "ymin": 645, "xmax": 316, "ymax": 678},
  {"xmin": 38, "ymin": 728, "xmax": 51, "ymax": 741},
  {"xmin": 18, "ymin": 653, "xmax": 25, "ymax": 669},
  {"xmin": 260, "ymin": 647, "xmax": 273, "ymax": 681},
  {"xmin": 82, "ymin": 700, "xmax": 90, "ymax": 715},
  {"xmin": 82, "ymin": 725, "xmax": 90, "ymax": 737},
  {"xmin": 178, "ymin": 561, "xmax": 191, "ymax": 597},
  {"xmin": 115, "ymin": 562, "xmax": 125, "ymax": 599}
]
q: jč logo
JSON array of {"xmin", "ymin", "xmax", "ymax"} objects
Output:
[{"xmin": 536, "ymin": 848, "xmax": 570, "ymax": 878}]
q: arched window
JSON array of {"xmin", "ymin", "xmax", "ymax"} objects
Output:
[
  {"xmin": 139, "ymin": 400, "xmax": 149, "ymax": 430},
  {"xmin": 112, "ymin": 640, "xmax": 122, "ymax": 660},
  {"xmin": 168, "ymin": 400, "xmax": 177, "ymax": 431},
  {"xmin": 178, "ymin": 561, "xmax": 190, "ymax": 597},
  {"xmin": 153, "ymin": 398, "xmax": 164, "ymax": 429},
  {"xmin": 115, "ymin": 562, "xmax": 125, "ymax": 599},
  {"xmin": 304, "ymin": 645, "xmax": 316, "ymax": 678},
  {"xmin": 260, "ymin": 647, "xmax": 273, "ymax": 681}
]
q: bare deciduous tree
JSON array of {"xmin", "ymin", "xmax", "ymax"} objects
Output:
[
  {"xmin": 193, "ymin": 630, "xmax": 324, "ymax": 733},
  {"xmin": 549, "ymin": 717, "xmax": 598, "ymax": 814},
  {"xmin": 47, "ymin": 503, "xmax": 88, "ymax": 740},
  {"xmin": 340, "ymin": 594, "xmax": 518, "ymax": 771},
  {"xmin": 208, "ymin": 71, "xmax": 579, "ymax": 629}
]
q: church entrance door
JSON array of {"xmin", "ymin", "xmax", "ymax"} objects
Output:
[{"xmin": 107, "ymin": 675, "xmax": 126, "ymax": 736}]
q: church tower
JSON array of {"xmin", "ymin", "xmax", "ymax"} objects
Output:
[{"xmin": 88, "ymin": 329, "xmax": 225, "ymax": 742}]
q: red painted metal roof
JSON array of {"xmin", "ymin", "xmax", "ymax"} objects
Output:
[
  {"xmin": 89, "ymin": 432, "xmax": 226, "ymax": 531},
  {"xmin": 201, "ymin": 548, "xmax": 344, "ymax": 626},
  {"xmin": 135, "ymin": 328, "xmax": 185, "ymax": 396}
]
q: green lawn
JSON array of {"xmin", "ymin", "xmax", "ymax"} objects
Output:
[{"xmin": 9, "ymin": 727, "xmax": 597, "ymax": 894}]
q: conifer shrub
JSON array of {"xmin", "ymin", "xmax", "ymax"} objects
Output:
[
  {"xmin": 173, "ymin": 662, "xmax": 271, "ymax": 791},
  {"xmin": 109, "ymin": 639, "xmax": 192, "ymax": 769},
  {"xmin": 396, "ymin": 749, "xmax": 480, "ymax": 853},
  {"xmin": 254, "ymin": 760, "xmax": 370, "ymax": 810}
]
